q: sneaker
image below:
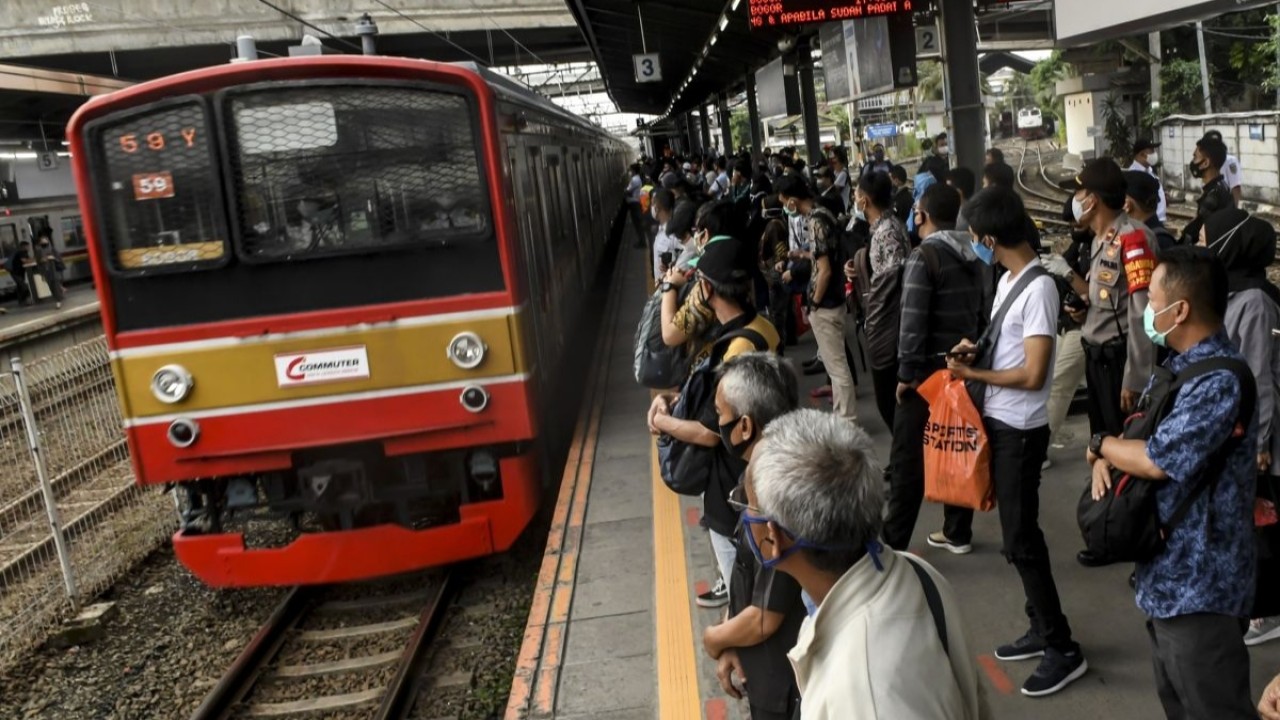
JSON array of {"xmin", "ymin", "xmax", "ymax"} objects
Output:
[
  {"xmin": 926, "ymin": 531, "xmax": 972, "ymax": 555},
  {"xmin": 995, "ymin": 631, "xmax": 1047, "ymax": 661},
  {"xmin": 1021, "ymin": 648, "xmax": 1088, "ymax": 697},
  {"xmin": 1246, "ymin": 617, "xmax": 1280, "ymax": 647},
  {"xmin": 696, "ymin": 577, "xmax": 728, "ymax": 608},
  {"xmin": 1041, "ymin": 458, "xmax": 1052, "ymax": 471}
]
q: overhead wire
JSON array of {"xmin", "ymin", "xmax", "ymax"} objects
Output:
[
  {"xmin": 252, "ymin": 0, "xmax": 362, "ymax": 53},
  {"xmin": 368, "ymin": 0, "xmax": 489, "ymax": 65}
]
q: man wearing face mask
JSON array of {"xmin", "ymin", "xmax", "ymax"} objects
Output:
[
  {"xmin": 947, "ymin": 187, "xmax": 1089, "ymax": 698},
  {"xmin": 814, "ymin": 166, "xmax": 844, "ymax": 217},
  {"xmin": 860, "ymin": 143, "xmax": 893, "ymax": 179},
  {"xmin": 852, "ymin": 171, "xmax": 910, "ymax": 430},
  {"xmin": 776, "ymin": 176, "xmax": 856, "ymax": 422},
  {"xmin": 1181, "ymin": 135, "xmax": 1236, "ymax": 247},
  {"xmin": 744, "ymin": 409, "xmax": 989, "ymax": 719},
  {"xmin": 650, "ymin": 188, "xmax": 679, "ymax": 281},
  {"xmin": 1071, "ymin": 159, "xmax": 1159, "ymax": 442},
  {"xmin": 703, "ymin": 353, "xmax": 804, "ymax": 720},
  {"xmin": 1127, "ymin": 139, "xmax": 1167, "ymax": 222},
  {"xmin": 650, "ymin": 237, "xmax": 780, "ymax": 609},
  {"xmin": 1086, "ymin": 247, "xmax": 1258, "ymax": 719},
  {"xmin": 830, "ymin": 148, "xmax": 852, "ymax": 211}
]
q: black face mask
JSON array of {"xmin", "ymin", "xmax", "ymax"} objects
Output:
[
  {"xmin": 719, "ymin": 417, "xmax": 752, "ymax": 458},
  {"xmin": 1190, "ymin": 160, "xmax": 1207, "ymax": 179}
]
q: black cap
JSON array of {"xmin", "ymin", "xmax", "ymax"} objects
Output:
[
  {"xmin": 1077, "ymin": 158, "xmax": 1126, "ymax": 199},
  {"xmin": 1124, "ymin": 170, "xmax": 1160, "ymax": 207},
  {"xmin": 1133, "ymin": 139, "xmax": 1161, "ymax": 156},
  {"xmin": 694, "ymin": 236, "xmax": 751, "ymax": 285}
]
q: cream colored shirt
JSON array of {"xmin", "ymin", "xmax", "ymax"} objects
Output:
[{"xmin": 788, "ymin": 548, "xmax": 991, "ymax": 720}]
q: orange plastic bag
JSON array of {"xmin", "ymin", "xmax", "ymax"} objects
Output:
[{"xmin": 917, "ymin": 369, "xmax": 994, "ymax": 512}]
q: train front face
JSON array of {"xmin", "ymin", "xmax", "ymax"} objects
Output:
[{"xmin": 67, "ymin": 58, "xmax": 539, "ymax": 587}]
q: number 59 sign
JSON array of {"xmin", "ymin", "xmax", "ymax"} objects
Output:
[
  {"xmin": 132, "ymin": 171, "xmax": 176, "ymax": 201},
  {"xmin": 633, "ymin": 53, "xmax": 662, "ymax": 83}
]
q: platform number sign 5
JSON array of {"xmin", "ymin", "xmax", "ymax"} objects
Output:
[
  {"xmin": 916, "ymin": 23, "xmax": 941, "ymax": 59},
  {"xmin": 36, "ymin": 152, "xmax": 59, "ymax": 171},
  {"xmin": 634, "ymin": 53, "xmax": 662, "ymax": 84}
]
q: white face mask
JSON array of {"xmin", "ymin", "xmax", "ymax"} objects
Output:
[
  {"xmin": 936, "ymin": 145, "xmax": 950, "ymax": 156},
  {"xmin": 1146, "ymin": 152, "xmax": 1160, "ymax": 166},
  {"xmin": 1071, "ymin": 195, "xmax": 1089, "ymax": 223},
  {"xmin": 651, "ymin": 207, "xmax": 659, "ymax": 220}
]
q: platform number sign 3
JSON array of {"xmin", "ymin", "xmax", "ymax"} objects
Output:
[
  {"xmin": 634, "ymin": 53, "xmax": 662, "ymax": 84},
  {"xmin": 916, "ymin": 23, "xmax": 940, "ymax": 59}
]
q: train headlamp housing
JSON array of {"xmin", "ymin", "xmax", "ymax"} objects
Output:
[
  {"xmin": 447, "ymin": 332, "xmax": 487, "ymax": 370},
  {"xmin": 151, "ymin": 364, "xmax": 194, "ymax": 404}
]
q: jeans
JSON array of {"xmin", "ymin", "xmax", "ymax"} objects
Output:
[
  {"xmin": 951, "ymin": 419, "xmax": 1077, "ymax": 651},
  {"xmin": 809, "ymin": 306, "xmax": 857, "ymax": 422},
  {"xmin": 1147, "ymin": 614, "xmax": 1254, "ymax": 719},
  {"xmin": 882, "ymin": 386, "xmax": 974, "ymax": 550},
  {"xmin": 709, "ymin": 529, "xmax": 736, "ymax": 597},
  {"xmin": 1046, "ymin": 329, "xmax": 1085, "ymax": 444}
]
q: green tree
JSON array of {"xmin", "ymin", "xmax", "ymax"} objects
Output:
[
  {"xmin": 1160, "ymin": 58, "xmax": 1206, "ymax": 115},
  {"xmin": 1100, "ymin": 94, "xmax": 1133, "ymax": 162},
  {"xmin": 729, "ymin": 107, "xmax": 753, "ymax": 151},
  {"xmin": 1029, "ymin": 50, "xmax": 1071, "ymax": 123},
  {"xmin": 916, "ymin": 61, "xmax": 945, "ymax": 102}
]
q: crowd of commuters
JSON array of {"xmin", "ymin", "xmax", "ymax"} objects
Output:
[{"xmin": 630, "ymin": 128, "xmax": 1280, "ymax": 718}]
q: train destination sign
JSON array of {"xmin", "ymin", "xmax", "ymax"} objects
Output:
[{"xmin": 749, "ymin": 0, "xmax": 914, "ymax": 28}]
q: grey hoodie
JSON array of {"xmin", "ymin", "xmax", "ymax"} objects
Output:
[{"xmin": 897, "ymin": 229, "xmax": 987, "ymax": 385}]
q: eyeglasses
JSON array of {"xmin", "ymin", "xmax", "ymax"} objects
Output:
[{"xmin": 727, "ymin": 484, "xmax": 763, "ymax": 516}]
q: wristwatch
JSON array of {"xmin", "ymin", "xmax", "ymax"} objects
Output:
[
  {"xmin": 1089, "ymin": 433, "xmax": 1110, "ymax": 459},
  {"xmin": 660, "ymin": 281, "xmax": 676, "ymax": 294}
]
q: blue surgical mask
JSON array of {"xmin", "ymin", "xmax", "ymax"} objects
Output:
[
  {"xmin": 1143, "ymin": 301, "xmax": 1182, "ymax": 347},
  {"xmin": 971, "ymin": 239, "xmax": 995, "ymax": 265}
]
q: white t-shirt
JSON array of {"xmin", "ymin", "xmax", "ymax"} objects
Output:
[
  {"xmin": 982, "ymin": 259, "xmax": 1058, "ymax": 431},
  {"xmin": 1222, "ymin": 154, "xmax": 1243, "ymax": 192},
  {"xmin": 1126, "ymin": 160, "xmax": 1167, "ymax": 222},
  {"xmin": 652, "ymin": 223, "xmax": 680, "ymax": 281}
]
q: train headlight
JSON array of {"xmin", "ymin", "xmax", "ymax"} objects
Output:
[
  {"xmin": 151, "ymin": 364, "xmax": 193, "ymax": 404},
  {"xmin": 447, "ymin": 332, "xmax": 487, "ymax": 370}
]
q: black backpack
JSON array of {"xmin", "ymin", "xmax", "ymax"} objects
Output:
[
  {"xmin": 656, "ymin": 327, "xmax": 768, "ymax": 496},
  {"xmin": 1077, "ymin": 357, "xmax": 1256, "ymax": 565}
]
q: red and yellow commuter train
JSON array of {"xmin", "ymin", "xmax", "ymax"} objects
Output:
[{"xmin": 67, "ymin": 56, "xmax": 629, "ymax": 587}]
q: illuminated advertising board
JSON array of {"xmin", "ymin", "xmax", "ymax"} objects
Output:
[{"xmin": 748, "ymin": 0, "xmax": 914, "ymax": 29}]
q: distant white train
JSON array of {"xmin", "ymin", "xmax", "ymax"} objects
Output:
[{"xmin": 1017, "ymin": 107, "xmax": 1047, "ymax": 140}]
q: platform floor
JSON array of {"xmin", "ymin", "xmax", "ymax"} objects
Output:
[
  {"xmin": 0, "ymin": 285, "xmax": 98, "ymax": 343},
  {"xmin": 508, "ymin": 237, "xmax": 1280, "ymax": 720}
]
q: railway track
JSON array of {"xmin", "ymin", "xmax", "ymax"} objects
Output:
[
  {"xmin": 192, "ymin": 572, "xmax": 453, "ymax": 720},
  {"xmin": 1010, "ymin": 140, "xmax": 1073, "ymax": 231}
]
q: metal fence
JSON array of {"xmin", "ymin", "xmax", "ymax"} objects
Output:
[{"xmin": 0, "ymin": 337, "xmax": 174, "ymax": 668}]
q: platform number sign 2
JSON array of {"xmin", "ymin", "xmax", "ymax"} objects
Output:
[
  {"xmin": 634, "ymin": 53, "xmax": 662, "ymax": 84},
  {"xmin": 916, "ymin": 23, "xmax": 941, "ymax": 59}
]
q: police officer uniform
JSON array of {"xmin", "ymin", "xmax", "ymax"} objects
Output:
[{"xmin": 1081, "ymin": 213, "xmax": 1158, "ymax": 436}]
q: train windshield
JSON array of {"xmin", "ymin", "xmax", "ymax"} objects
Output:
[
  {"xmin": 88, "ymin": 97, "xmax": 230, "ymax": 273},
  {"xmin": 224, "ymin": 85, "xmax": 490, "ymax": 262},
  {"xmin": 84, "ymin": 82, "xmax": 505, "ymax": 332}
]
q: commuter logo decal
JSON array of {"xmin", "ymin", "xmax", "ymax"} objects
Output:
[{"xmin": 274, "ymin": 346, "xmax": 370, "ymax": 387}]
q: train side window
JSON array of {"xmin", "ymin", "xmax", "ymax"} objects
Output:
[
  {"xmin": 61, "ymin": 215, "xmax": 86, "ymax": 249},
  {"xmin": 0, "ymin": 224, "xmax": 15, "ymax": 258}
]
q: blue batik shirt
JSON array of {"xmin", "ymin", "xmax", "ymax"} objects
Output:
[{"xmin": 1136, "ymin": 329, "xmax": 1257, "ymax": 620}]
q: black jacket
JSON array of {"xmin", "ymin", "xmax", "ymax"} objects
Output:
[{"xmin": 1181, "ymin": 176, "xmax": 1235, "ymax": 245}]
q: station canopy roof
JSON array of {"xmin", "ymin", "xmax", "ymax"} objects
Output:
[
  {"xmin": 565, "ymin": 0, "xmax": 783, "ymax": 117},
  {"xmin": 571, "ymin": 1, "xmax": 1058, "ymax": 118}
]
